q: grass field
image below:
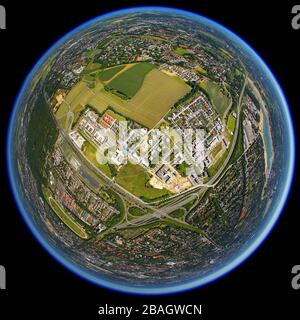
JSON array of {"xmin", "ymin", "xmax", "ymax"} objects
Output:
[
  {"xmin": 200, "ymin": 80, "xmax": 230, "ymax": 116},
  {"xmin": 48, "ymin": 197, "xmax": 89, "ymax": 239},
  {"xmin": 98, "ymin": 65, "xmax": 125, "ymax": 81},
  {"xmin": 116, "ymin": 163, "xmax": 170, "ymax": 201},
  {"xmin": 227, "ymin": 113, "xmax": 236, "ymax": 133},
  {"xmin": 106, "ymin": 63, "xmax": 156, "ymax": 98}
]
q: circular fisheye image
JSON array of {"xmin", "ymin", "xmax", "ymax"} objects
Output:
[{"xmin": 7, "ymin": 7, "xmax": 294, "ymax": 295}]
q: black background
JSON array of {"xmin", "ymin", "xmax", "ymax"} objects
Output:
[{"xmin": 0, "ymin": 0, "xmax": 299, "ymax": 318}]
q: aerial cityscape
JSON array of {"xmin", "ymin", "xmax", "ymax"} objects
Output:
[{"xmin": 8, "ymin": 8, "xmax": 293, "ymax": 293}]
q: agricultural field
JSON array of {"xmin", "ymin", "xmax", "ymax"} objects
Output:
[
  {"xmin": 55, "ymin": 63, "xmax": 190, "ymax": 129},
  {"xmin": 200, "ymin": 80, "xmax": 230, "ymax": 116},
  {"xmin": 106, "ymin": 62, "xmax": 156, "ymax": 98},
  {"xmin": 98, "ymin": 65, "xmax": 125, "ymax": 81},
  {"xmin": 124, "ymin": 68, "xmax": 190, "ymax": 127},
  {"xmin": 82, "ymin": 62, "xmax": 102, "ymax": 75},
  {"xmin": 116, "ymin": 163, "xmax": 170, "ymax": 202}
]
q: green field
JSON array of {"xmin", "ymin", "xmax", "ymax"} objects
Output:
[
  {"xmin": 123, "ymin": 68, "xmax": 190, "ymax": 127},
  {"xmin": 106, "ymin": 62, "xmax": 156, "ymax": 98},
  {"xmin": 227, "ymin": 113, "xmax": 236, "ymax": 133},
  {"xmin": 55, "ymin": 64, "xmax": 190, "ymax": 129},
  {"xmin": 116, "ymin": 163, "xmax": 170, "ymax": 201},
  {"xmin": 48, "ymin": 197, "xmax": 89, "ymax": 239},
  {"xmin": 98, "ymin": 65, "xmax": 125, "ymax": 81},
  {"xmin": 200, "ymin": 80, "xmax": 230, "ymax": 116}
]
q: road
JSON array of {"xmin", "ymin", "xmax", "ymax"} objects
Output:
[{"xmin": 52, "ymin": 74, "xmax": 248, "ymax": 236}]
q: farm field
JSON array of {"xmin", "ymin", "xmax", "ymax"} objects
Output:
[
  {"xmin": 124, "ymin": 68, "xmax": 190, "ymax": 127},
  {"xmin": 98, "ymin": 65, "xmax": 125, "ymax": 81},
  {"xmin": 116, "ymin": 163, "xmax": 170, "ymax": 202},
  {"xmin": 200, "ymin": 80, "xmax": 230, "ymax": 116},
  {"xmin": 106, "ymin": 62, "xmax": 156, "ymax": 98},
  {"xmin": 55, "ymin": 63, "xmax": 190, "ymax": 129}
]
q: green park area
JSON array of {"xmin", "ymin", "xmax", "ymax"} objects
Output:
[{"xmin": 116, "ymin": 163, "xmax": 170, "ymax": 202}]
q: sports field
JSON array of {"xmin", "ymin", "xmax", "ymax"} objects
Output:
[
  {"xmin": 48, "ymin": 197, "xmax": 89, "ymax": 239},
  {"xmin": 200, "ymin": 80, "xmax": 230, "ymax": 116},
  {"xmin": 116, "ymin": 163, "xmax": 170, "ymax": 201},
  {"xmin": 227, "ymin": 113, "xmax": 236, "ymax": 133},
  {"xmin": 55, "ymin": 63, "xmax": 190, "ymax": 129}
]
